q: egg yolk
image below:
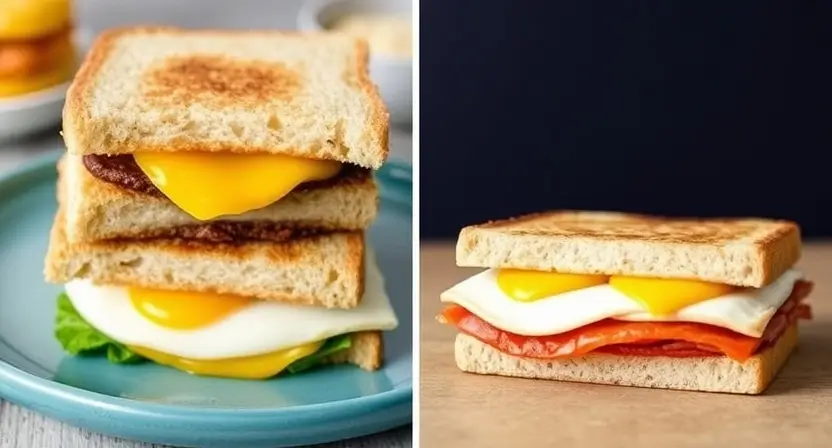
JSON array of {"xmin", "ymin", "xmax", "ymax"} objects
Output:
[
  {"xmin": 609, "ymin": 276, "xmax": 737, "ymax": 315},
  {"xmin": 129, "ymin": 287, "xmax": 253, "ymax": 330},
  {"xmin": 133, "ymin": 152, "xmax": 342, "ymax": 221},
  {"xmin": 128, "ymin": 341, "xmax": 324, "ymax": 380},
  {"xmin": 496, "ymin": 269, "xmax": 610, "ymax": 302}
]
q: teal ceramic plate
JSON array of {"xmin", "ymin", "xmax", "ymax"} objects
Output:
[{"xmin": 0, "ymin": 152, "xmax": 412, "ymax": 448}]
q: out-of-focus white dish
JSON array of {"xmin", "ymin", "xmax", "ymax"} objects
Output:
[{"xmin": 298, "ymin": 0, "xmax": 412, "ymax": 125}]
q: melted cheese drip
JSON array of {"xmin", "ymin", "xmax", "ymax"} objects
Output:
[
  {"xmin": 128, "ymin": 341, "xmax": 324, "ymax": 379},
  {"xmin": 609, "ymin": 276, "xmax": 737, "ymax": 315},
  {"xmin": 496, "ymin": 269, "xmax": 609, "ymax": 302},
  {"xmin": 133, "ymin": 152, "xmax": 342, "ymax": 221},
  {"xmin": 129, "ymin": 287, "xmax": 253, "ymax": 330}
]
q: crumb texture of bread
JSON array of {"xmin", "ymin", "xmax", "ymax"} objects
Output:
[
  {"xmin": 45, "ymin": 208, "xmax": 366, "ymax": 309},
  {"xmin": 60, "ymin": 154, "xmax": 378, "ymax": 242},
  {"xmin": 323, "ymin": 331, "xmax": 384, "ymax": 371},
  {"xmin": 457, "ymin": 210, "xmax": 801, "ymax": 287},
  {"xmin": 454, "ymin": 324, "xmax": 799, "ymax": 395},
  {"xmin": 63, "ymin": 27, "xmax": 388, "ymax": 169}
]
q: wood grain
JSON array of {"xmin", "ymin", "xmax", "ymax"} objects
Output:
[{"xmin": 420, "ymin": 241, "xmax": 832, "ymax": 448}]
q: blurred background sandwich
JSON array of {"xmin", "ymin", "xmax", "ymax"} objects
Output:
[{"xmin": 0, "ymin": 0, "xmax": 76, "ymax": 98}]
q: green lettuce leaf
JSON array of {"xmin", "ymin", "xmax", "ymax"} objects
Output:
[
  {"xmin": 286, "ymin": 334, "xmax": 353, "ymax": 374},
  {"xmin": 55, "ymin": 293, "xmax": 144, "ymax": 364}
]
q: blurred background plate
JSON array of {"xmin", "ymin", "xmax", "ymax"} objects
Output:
[{"xmin": 0, "ymin": 151, "xmax": 413, "ymax": 448}]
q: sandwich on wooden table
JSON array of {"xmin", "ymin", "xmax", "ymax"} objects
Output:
[
  {"xmin": 438, "ymin": 211, "xmax": 813, "ymax": 394},
  {"xmin": 44, "ymin": 27, "xmax": 398, "ymax": 379}
]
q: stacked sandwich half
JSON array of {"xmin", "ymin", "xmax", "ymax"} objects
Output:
[
  {"xmin": 439, "ymin": 211, "xmax": 814, "ymax": 394},
  {"xmin": 45, "ymin": 27, "xmax": 398, "ymax": 379}
]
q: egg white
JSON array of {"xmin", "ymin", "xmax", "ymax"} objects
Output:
[
  {"xmin": 65, "ymin": 250, "xmax": 399, "ymax": 360},
  {"xmin": 440, "ymin": 269, "xmax": 803, "ymax": 338}
]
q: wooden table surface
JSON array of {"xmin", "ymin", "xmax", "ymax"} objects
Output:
[{"xmin": 420, "ymin": 241, "xmax": 832, "ymax": 448}]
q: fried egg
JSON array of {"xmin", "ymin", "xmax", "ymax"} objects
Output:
[
  {"xmin": 440, "ymin": 269, "xmax": 803, "ymax": 337},
  {"xmin": 65, "ymin": 251, "xmax": 398, "ymax": 360}
]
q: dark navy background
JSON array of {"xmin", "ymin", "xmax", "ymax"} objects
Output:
[{"xmin": 420, "ymin": 1, "xmax": 832, "ymax": 239}]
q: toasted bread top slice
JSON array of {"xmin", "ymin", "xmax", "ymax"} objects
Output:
[
  {"xmin": 63, "ymin": 27, "xmax": 389, "ymax": 169},
  {"xmin": 456, "ymin": 211, "xmax": 801, "ymax": 287}
]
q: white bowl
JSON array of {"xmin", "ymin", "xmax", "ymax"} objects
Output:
[
  {"xmin": 297, "ymin": 0, "xmax": 413, "ymax": 125},
  {"xmin": 0, "ymin": 83, "xmax": 68, "ymax": 142},
  {"xmin": 0, "ymin": 29, "xmax": 93, "ymax": 143}
]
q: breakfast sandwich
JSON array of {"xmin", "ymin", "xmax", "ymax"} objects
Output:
[
  {"xmin": 44, "ymin": 27, "xmax": 399, "ymax": 380},
  {"xmin": 438, "ymin": 211, "xmax": 813, "ymax": 394},
  {"xmin": 61, "ymin": 26, "xmax": 386, "ymax": 243},
  {"xmin": 0, "ymin": 0, "xmax": 76, "ymax": 97}
]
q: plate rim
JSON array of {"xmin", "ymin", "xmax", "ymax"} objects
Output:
[{"xmin": 0, "ymin": 151, "xmax": 412, "ymax": 427}]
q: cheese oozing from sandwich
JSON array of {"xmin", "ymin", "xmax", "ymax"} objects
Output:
[
  {"xmin": 133, "ymin": 152, "xmax": 342, "ymax": 221},
  {"xmin": 63, "ymin": 251, "xmax": 398, "ymax": 379},
  {"xmin": 127, "ymin": 342, "xmax": 324, "ymax": 380},
  {"xmin": 442, "ymin": 268, "xmax": 804, "ymax": 338}
]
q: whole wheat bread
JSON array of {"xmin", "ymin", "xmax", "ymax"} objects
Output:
[
  {"xmin": 454, "ymin": 323, "xmax": 799, "ymax": 395},
  {"xmin": 457, "ymin": 211, "xmax": 801, "ymax": 287},
  {"xmin": 63, "ymin": 27, "xmax": 389, "ymax": 169},
  {"xmin": 59, "ymin": 154, "xmax": 378, "ymax": 242}
]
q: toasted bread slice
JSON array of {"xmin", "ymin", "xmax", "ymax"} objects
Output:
[
  {"xmin": 63, "ymin": 27, "xmax": 388, "ymax": 169},
  {"xmin": 457, "ymin": 211, "xmax": 801, "ymax": 287},
  {"xmin": 45, "ymin": 208, "xmax": 366, "ymax": 308},
  {"xmin": 325, "ymin": 331, "xmax": 384, "ymax": 371},
  {"xmin": 59, "ymin": 154, "xmax": 378, "ymax": 243},
  {"xmin": 454, "ymin": 322, "xmax": 799, "ymax": 395}
]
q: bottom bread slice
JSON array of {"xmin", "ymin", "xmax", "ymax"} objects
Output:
[
  {"xmin": 454, "ymin": 324, "xmax": 799, "ymax": 394},
  {"xmin": 325, "ymin": 331, "xmax": 384, "ymax": 371}
]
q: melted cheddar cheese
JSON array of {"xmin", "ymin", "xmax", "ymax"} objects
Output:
[
  {"xmin": 128, "ymin": 341, "xmax": 324, "ymax": 380},
  {"xmin": 133, "ymin": 152, "xmax": 341, "ymax": 220}
]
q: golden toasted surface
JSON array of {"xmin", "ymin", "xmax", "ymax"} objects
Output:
[
  {"xmin": 457, "ymin": 210, "xmax": 801, "ymax": 287},
  {"xmin": 63, "ymin": 26, "xmax": 389, "ymax": 169},
  {"xmin": 474, "ymin": 211, "xmax": 796, "ymax": 245},
  {"xmin": 141, "ymin": 55, "xmax": 303, "ymax": 107}
]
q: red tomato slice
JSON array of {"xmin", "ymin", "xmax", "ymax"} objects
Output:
[{"xmin": 439, "ymin": 280, "xmax": 813, "ymax": 362}]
